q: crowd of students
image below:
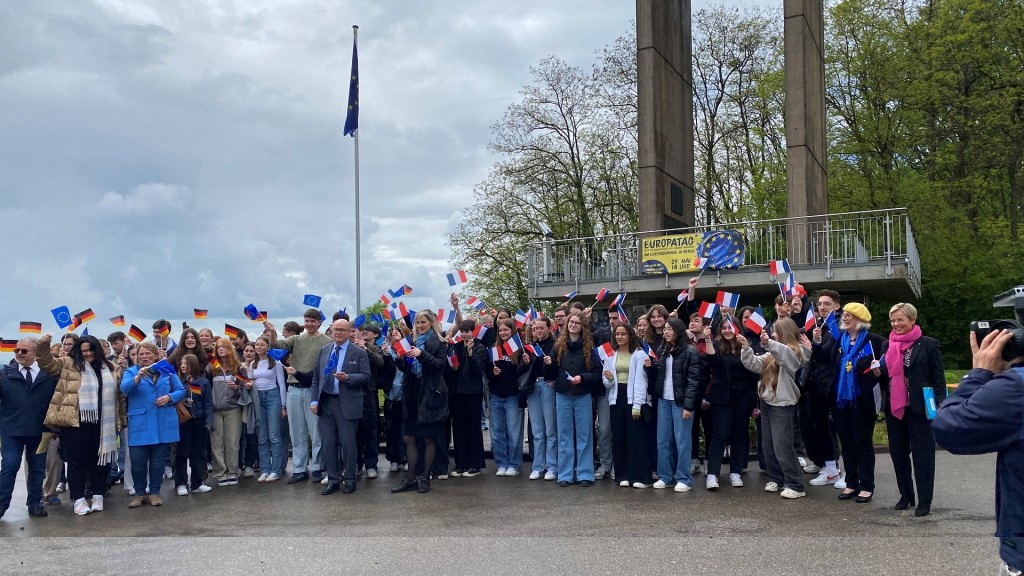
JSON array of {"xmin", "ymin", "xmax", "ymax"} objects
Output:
[{"xmin": 0, "ymin": 278, "xmax": 948, "ymax": 519}]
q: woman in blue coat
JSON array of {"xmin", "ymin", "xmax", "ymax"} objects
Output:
[{"xmin": 120, "ymin": 342, "xmax": 185, "ymax": 508}]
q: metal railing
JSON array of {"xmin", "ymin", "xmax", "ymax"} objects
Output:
[{"xmin": 526, "ymin": 208, "xmax": 921, "ymax": 293}]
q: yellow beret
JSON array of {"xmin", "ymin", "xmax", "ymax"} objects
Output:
[{"xmin": 843, "ymin": 302, "xmax": 871, "ymax": 323}]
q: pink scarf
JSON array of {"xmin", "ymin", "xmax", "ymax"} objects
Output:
[{"xmin": 886, "ymin": 324, "xmax": 922, "ymax": 420}]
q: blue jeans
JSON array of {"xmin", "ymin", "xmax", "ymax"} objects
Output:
[
  {"xmin": 489, "ymin": 395, "xmax": 524, "ymax": 470},
  {"xmin": 0, "ymin": 435, "xmax": 45, "ymax": 512},
  {"xmin": 130, "ymin": 443, "xmax": 170, "ymax": 496},
  {"xmin": 527, "ymin": 381, "xmax": 558, "ymax": 473},
  {"xmin": 286, "ymin": 386, "xmax": 321, "ymax": 473},
  {"xmin": 556, "ymin": 393, "xmax": 594, "ymax": 483},
  {"xmin": 656, "ymin": 397, "xmax": 693, "ymax": 486},
  {"xmin": 257, "ymin": 389, "xmax": 285, "ymax": 475}
]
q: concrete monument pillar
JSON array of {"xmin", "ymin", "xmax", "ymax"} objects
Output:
[
  {"xmin": 784, "ymin": 0, "xmax": 828, "ymax": 264},
  {"xmin": 637, "ymin": 0, "xmax": 694, "ymax": 233}
]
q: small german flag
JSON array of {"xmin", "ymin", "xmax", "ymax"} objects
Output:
[
  {"xmin": 256, "ymin": 311, "xmax": 268, "ymax": 322},
  {"xmin": 188, "ymin": 383, "xmax": 202, "ymax": 395},
  {"xmin": 224, "ymin": 324, "xmax": 240, "ymax": 339},
  {"xmin": 128, "ymin": 324, "xmax": 147, "ymax": 342},
  {"xmin": 0, "ymin": 340, "xmax": 17, "ymax": 352},
  {"xmin": 209, "ymin": 356, "xmax": 222, "ymax": 371},
  {"xmin": 158, "ymin": 325, "xmax": 170, "ymax": 338},
  {"xmin": 20, "ymin": 322, "xmax": 42, "ymax": 334},
  {"xmin": 75, "ymin": 308, "xmax": 97, "ymax": 324},
  {"xmin": 66, "ymin": 315, "xmax": 81, "ymax": 332},
  {"xmin": 194, "ymin": 309, "xmax": 208, "ymax": 320},
  {"xmin": 110, "ymin": 315, "xmax": 126, "ymax": 327}
]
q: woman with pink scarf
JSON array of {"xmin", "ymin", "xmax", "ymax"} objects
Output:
[{"xmin": 876, "ymin": 303, "xmax": 946, "ymax": 517}]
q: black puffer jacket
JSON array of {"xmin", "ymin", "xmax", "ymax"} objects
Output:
[
  {"xmin": 554, "ymin": 339, "xmax": 601, "ymax": 396},
  {"xmin": 648, "ymin": 342, "xmax": 701, "ymax": 411}
]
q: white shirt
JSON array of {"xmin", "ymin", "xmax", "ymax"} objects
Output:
[
  {"xmin": 20, "ymin": 362, "xmax": 40, "ymax": 382},
  {"xmin": 250, "ymin": 359, "xmax": 287, "ymax": 405},
  {"xmin": 662, "ymin": 355, "xmax": 674, "ymax": 401}
]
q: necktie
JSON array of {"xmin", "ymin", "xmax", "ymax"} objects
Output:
[{"xmin": 24, "ymin": 368, "xmax": 33, "ymax": 386}]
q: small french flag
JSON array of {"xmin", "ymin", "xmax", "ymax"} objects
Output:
[
  {"xmin": 473, "ymin": 324, "xmax": 488, "ymax": 341},
  {"xmin": 779, "ymin": 274, "xmax": 796, "ymax": 297},
  {"xmin": 693, "ymin": 256, "xmax": 711, "ymax": 270},
  {"xmin": 467, "ymin": 296, "xmax": 487, "ymax": 311},
  {"xmin": 769, "ymin": 259, "xmax": 791, "ymax": 276},
  {"xmin": 514, "ymin": 309, "xmax": 529, "ymax": 328},
  {"xmin": 444, "ymin": 308, "xmax": 457, "ymax": 325},
  {"xmin": 640, "ymin": 339, "xmax": 657, "ymax": 360},
  {"xmin": 611, "ymin": 292, "xmax": 627, "ymax": 307},
  {"xmin": 595, "ymin": 288, "xmax": 609, "ymax": 302},
  {"xmin": 447, "ymin": 350, "xmax": 460, "ymax": 369},
  {"xmin": 490, "ymin": 347, "xmax": 502, "ymax": 362},
  {"xmin": 596, "ymin": 342, "xmax": 614, "ymax": 362},
  {"xmin": 527, "ymin": 344, "xmax": 545, "ymax": 357},
  {"xmin": 563, "ymin": 290, "xmax": 579, "ymax": 301},
  {"xmin": 677, "ymin": 288, "xmax": 688, "ymax": 302},
  {"xmin": 804, "ymin": 308, "xmax": 817, "ymax": 332},
  {"xmin": 447, "ymin": 270, "xmax": 469, "ymax": 287},
  {"xmin": 380, "ymin": 293, "xmax": 393, "ymax": 307},
  {"xmin": 743, "ymin": 306, "xmax": 767, "ymax": 335},
  {"xmin": 616, "ymin": 303, "xmax": 629, "ymax": 325},
  {"xmin": 392, "ymin": 337, "xmax": 412, "ymax": 356},
  {"xmin": 715, "ymin": 291, "xmax": 740, "ymax": 309},
  {"xmin": 504, "ymin": 333, "xmax": 523, "ymax": 356},
  {"xmin": 698, "ymin": 301, "xmax": 719, "ymax": 319}
]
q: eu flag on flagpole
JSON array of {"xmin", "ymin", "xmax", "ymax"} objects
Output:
[{"xmin": 343, "ymin": 36, "xmax": 359, "ymax": 137}]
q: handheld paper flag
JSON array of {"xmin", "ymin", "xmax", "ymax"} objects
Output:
[
  {"xmin": 447, "ymin": 270, "xmax": 469, "ymax": 287},
  {"xmin": 676, "ymin": 289, "xmax": 688, "ymax": 303},
  {"xmin": 597, "ymin": 342, "xmax": 614, "ymax": 362},
  {"xmin": 715, "ymin": 291, "xmax": 740, "ymax": 309},
  {"xmin": 616, "ymin": 303, "xmax": 629, "ymax": 325},
  {"xmin": 466, "ymin": 296, "xmax": 486, "ymax": 312},
  {"xmin": 128, "ymin": 325, "xmax": 146, "ymax": 342},
  {"xmin": 698, "ymin": 302, "xmax": 719, "ymax": 319},
  {"xmin": 693, "ymin": 256, "xmax": 711, "ymax": 270},
  {"xmin": 19, "ymin": 322, "xmax": 42, "ymax": 334},
  {"xmin": 193, "ymin": 309, "xmax": 208, "ymax": 320},
  {"xmin": 0, "ymin": 340, "xmax": 17, "ymax": 352},
  {"xmin": 824, "ymin": 310, "xmax": 840, "ymax": 340},
  {"xmin": 110, "ymin": 315, "xmax": 126, "ymax": 327},
  {"xmin": 769, "ymin": 259, "xmax": 791, "ymax": 276},
  {"xmin": 563, "ymin": 290, "xmax": 579, "ymax": 301},
  {"xmin": 610, "ymin": 292, "xmax": 627, "ymax": 307},
  {"xmin": 380, "ymin": 293, "xmax": 393, "ymax": 306},
  {"xmin": 267, "ymin": 349, "xmax": 288, "ymax": 361},
  {"xmin": 447, "ymin": 350, "xmax": 460, "ymax": 369},
  {"xmin": 224, "ymin": 324, "xmax": 240, "ymax": 339},
  {"xmin": 243, "ymin": 304, "xmax": 260, "ymax": 322},
  {"xmin": 743, "ymin": 306, "xmax": 767, "ymax": 335},
  {"xmin": 595, "ymin": 288, "xmax": 609, "ymax": 303},
  {"xmin": 514, "ymin": 309, "xmax": 528, "ymax": 328},
  {"xmin": 489, "ymin": 347, "xmax": 501, "ymax": 362},
  {"xmin": 503, "ymin": 333, "xmax": 523, "ymax": 356},
  {"xmin": 303, "ymin": 294, "xmax": 322, "ymax": 308},
  {"xmin": 51, "ymin": 307, "xmax": 73, "ymax": 329},
  {"xmin": 151, "ymin": 359, "xmax": 176, "ymax": 376},
  {"xmin": 392, "ymin": 337, "xmax": 412, "ymax": 357},
  {"xmin": 527, "ymin": 344, "xmax": 545, "ymax": 357},
  {"xmin": 640, "ymin": 339, "xmax": 657, "ymax": 360},
  {"xmin": 803, "ymin": 308, "xmax": 817, "ymax": 332}
]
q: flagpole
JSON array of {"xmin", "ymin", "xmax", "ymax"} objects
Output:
[{"xmin": 351, "ymin": 24, "xmax": 361, "ymax": 312}]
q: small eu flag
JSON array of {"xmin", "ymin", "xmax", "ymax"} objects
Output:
[
  {"xmin": 343, "ymin": 35, "xmax": 359, "ymax": 137},
  {"xmin": 303, "ymin": 294, "xmax": 322, "ymax": 308},
  {"xmin": 51, "ymin": 306, "xmax": 73, "ymax": 329}
]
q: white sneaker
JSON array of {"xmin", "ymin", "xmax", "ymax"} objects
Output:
[
  {"xmin": 834, "ymin": 474, "xmax": 847, "ymax": 490},
  {"xmin": 674, "ymin": 482, "xmax": 691, "ymax": 493},
  {"xmin": 89, "ymin": 495, "xmax": 104, "ymax": 512},
  {"xmin": 632, "ymin": 482, "xmax": 649, "ymax": 489},
  {"xmin": 127, "ymin": 488, "xmax": 136, "ymax": 496},
  {"xmin": 243, "ymin": 467, "xmax": 255, "ymax": 478},
  {"xmin": 594, "ymin": 465, "xmax": 607, "ymax": 480},
  {"xmin": 781, "ymin": 487, "xmax": 807, "ymax": 499},
  {"xmin": 164, "ymin": 466, "xmax": 174, "ymax": 479},
  {"xmin": 321, "ymin": 475, "xmax": 328, "ymax": 485},
  {"xmin": 810, "ymin": 468, "xmax": 842, "ymax": 486},
  {"xmin": 803, "ymin": 463, "xmax": 822, "ymax": 474},
  {"xmin": 257, "ymin": 473, "xmax": 269, "ymax": 483},
  {"xmin": 764, "ymin": 481, "xmax": 779, "ymax": 492},
  {"xmin": 529, "ymin": 470, "xmax": 542, "ymax": 480},
  {"xmin": 73, "ymin": 498, "xmax": 91, "ymax": 516},
  {"xmin": 653, "ymin": 480, "xmax": 668, "ymax": 489},
  {"xmin": 797, "ymin": 457, "xmax": 808, "ymax": 469},
  {"xmin": 436, "ymin": 474, "xmax": 449, "ymax": 480},
  {"xmin": 691, "ymin": 459, "xmax": 701, "ymax": 475},
  {"xmin": 389, "ymin": 462, "xmax": 399, "ymax": 472},
  {"xmin": 193, "ymin": 484, "xmax": 212, "ymax": 493},
  {"xmin": 505, "ymin": 468, "xmax": 520, "ymax": 477},
  {"xmin": 619, "ymin": 480, "xmax": 630, "ymax": 487},
  {"xmin": 176, "ymin": 485, "xmax": 189, "ymax": 496},
  {"xmin": 730, "ymin": 473, "xmax": 744, "ymax": 487},
  {"xmin": 705, "ymin": 475, "xmax": 719, "ymax": 490},
  {"xmin": 265, "ymin": 473, "xmax": 280, "ymax": 482},
  {"xmin": 544, "ymin": 471, "xmax": 556, "ymax": 481},
  {"xmin": 366, "ymin": 469, "xmax": 377, "ymax": 479},
  {"xmin": 496, "ymin": 467, "xmax": 508, "ymax": 476},
  {"xmin": 56, "ymin": 482, "xmax": 66, "ymax": 493}
]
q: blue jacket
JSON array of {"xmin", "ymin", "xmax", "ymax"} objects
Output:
[
  {"xmin": 932, "ymin": 365, "xmax": 1024, "ymax": 569},
  {"xmin": 0, "ymin": 364, "xmax": 58, "ymax": 437},
  {"xmin": 120, "ymin": 365, "xmax": 186, "ymax": 446}
]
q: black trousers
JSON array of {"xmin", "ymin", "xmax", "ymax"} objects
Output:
[
  {"xmin": 833, "ymin": 401, "xmax": 877, "ymax": 492},
  {"xmin": 317, "ymin": 394, "xmax": 358, "ymax": 483},
  {"xmin": 886, "ymin": 409, "xmax": 936, "ymax": 505},
  {"xmin": 356, "ymin": 392, "xmax": 380, "ymax": 471},
  {"xmin": 707, "ymin": 387, "xmax": 757, "ymax": 478},
  {"xmin": 451, "ymin": 393, "xmax": 485, "ymax": 471},
  {"xmin": 609, "ymin": 395, "xmax": 650, "ymax": 485},
  {"xmin": 800, "ymin": 387, "xmax": 837, "ymax": 466},
  {"xmin": 383, "ymin": 399, "xmax": 406, "ymax": 464},
  {"xmin": 60, "ymin": 422, "xmax": 110, "ymax": 501},
  {"xmin": 175, "ymin": 419, "xmax": 209, "ymax": 490},
  {"xmin": 691, "ymin": 389, "xmax": 712, "ymax": 461}
]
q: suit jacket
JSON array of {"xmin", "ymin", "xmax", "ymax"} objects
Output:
[
  {"xmin": 310, "ymin": 342, "xmax": 371, "ymax": 420},
  {"xmin": 0, "ymin": 364, "xmax": 58, "ymax": 437},
  {"xmin": 879, "ymin": 334, "xmax": 946, "ymax": 416}
]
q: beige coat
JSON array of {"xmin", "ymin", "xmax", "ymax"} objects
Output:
[{"xmin": 37, "ymin": 345, "xmax": 124, "ymax": 429}]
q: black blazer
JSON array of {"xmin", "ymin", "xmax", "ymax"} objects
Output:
[
  {"xmin": 879, "ymin": 335, "xmax": 946, "ymax": 416},
  {"xmin": 0, "ymin": 365, "xmax": 58, "ymax": 436}
]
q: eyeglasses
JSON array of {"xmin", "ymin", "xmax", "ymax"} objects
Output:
[
  {"xmin": 567, "ymin": 320, "xmax": 582, "ymax": 326},
  {"xmin": 14, "ymin": 348, "xmax": 33, "ymax": 355}
]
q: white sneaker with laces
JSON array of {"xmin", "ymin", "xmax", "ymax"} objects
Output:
[
  {"xmin": 265, "ymin": 473, "xmax": 280, "ymax": 482},
  {"xmin": 781, "ymin": 487, "xmax": 807, "ymax": 499},
  {"xmin": 321, "ymin": 475, "xmax": 329, "ymax": 485},
  {"xmin": 496, "ymin": 467, "xmax": 508, "ymax": 476},
  {"xmin": 505, "ymin": 468, "xmax": 520, "ymax": 477},
  {"xmin": 764, "ymin": 481, "xmax": 779, "ymax": 492},
  {"xmin": 544, "ymin": 471, "xmax": 556, "ymax": 481},
  {"xmin": 674, "ymin": 482, "xmax": 691, "ymax": 493},
  {"xmin": 257, "ymin": 473, "xmax": 269, "ymax": 483},
  {"xmin": 834, "ymin": 474, "xmax": 847, "ymax": 490},
  {"xmin": 193, "ymin": 484, "xmax": 212, "ymax": 493},
  {"xmin": 176, "ymin": 485, "xmax": 189, "ymax": 496},
  {"xmin": 797, "ymin": 457, "xmax": 808, "ymax": 469},
  {"xmin": 529, "ymin": 470, "xmax": 542, "ymax": 480},
  {"xmin": 730, "ymin": 473, "xmax": 744, "ymax": 487},
  {"xmin": 705, "ymin": 475, "xmax": 719, "ymax": 490},
  {"xmin": 632, "ymin": 482, "xmax": 649, "ymax": 489},
  {"xmin": 810, "ymin": 468, "xmax": 842, "ymax": 486},
  {"xmin": 89, "ymin": 495, "xmax": 104, "ymax": 512},
  {"xmin": 653, "ymin": 480, "xmax": 668, "ymax": 489},
  {"xmin": 594, "ymin": 465, "xmax": 607, "ymax": 480},
  {"xmin": 164, "ymin": 466, "xmax": 174, "ymax": 479},
  {"xmin": 73, "ymin": 498, "xmax": 91, "ymax": 516}
]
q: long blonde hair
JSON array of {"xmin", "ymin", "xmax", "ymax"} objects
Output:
[{"xmin": 758, "ymin": 318, "xmax": 806, "ymax": 399}]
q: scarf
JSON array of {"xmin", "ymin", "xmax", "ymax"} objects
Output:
[
  {"xmin": 80, "ymin": 363, "xmax": 118, "ymax": 465},
  {"xmin": 836, "ymin": 330, "xmax": 870, "ymax": 409},
  {"xmin": 885, "ymin": 324, "xmax": 922, "ymax": 420},
  {"xmin": 411, "ymin": 332, "xmax": 429, "ymax": 378}
]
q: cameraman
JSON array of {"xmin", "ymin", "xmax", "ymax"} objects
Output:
[{"xmin": 933, "ymin": 329, "xmax": 1024, "ymax": 576}]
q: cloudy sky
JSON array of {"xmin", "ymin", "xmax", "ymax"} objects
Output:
[{"xmin": 1, "ymin": 0, "xmax": 759, "ymax": 343}]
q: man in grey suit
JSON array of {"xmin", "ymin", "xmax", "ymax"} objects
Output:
[{"xmin": 311, "ymin": 319, "xmax": 370, "ymax": 495}]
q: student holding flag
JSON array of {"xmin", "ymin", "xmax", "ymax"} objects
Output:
[
  {"xmin": 248, "ymin": 337, "xmax": 288, "ymax": 483},
  {"xmin": 801, "ymin": 290, "xmax": 843, "ymax": 487},
  {"xmin": 876, "ymin": 303, "xmax": 946, "ymax": 517},
  {"xmin": 487, "ymin": 319, "xmax": 529, "ymax": 477},
  {"xmin": 206, "ymin": 338, "xmax": 246, "ymax": 488},
  {"xmin": 600, "ymin": 323, "xmax": 651, "ymax": 488},
  {"xmin": 174, "ymin": 354, "xmax": 213, "ymax": 496},
  {"xmin": 37, "ymin": 334, "xmax": 125, "ymax": 515},
  {"xmin": 120, "ymin": 342, "xmax": 186, "ymax": 508},
  {"xmin": 447, "ymin": 320, "xmax": 489, "ymax": 477},
  {"xmin": 523, "ymin": 317, "xmax": 558, "ymax": 481},
  {"xmin": 648, "ymin": 317, "xmax": 701, "ymax": 492},
  {"xmin": 552, "ymin": 311, "xmax": 601, "ymax": 486},
  {"xmin": 813, "ymin": 303, "xmax": 884, "ymax": 504},
  {"xmin": 703, "ymin": 317, "xmax": 761, "ymax": 490},
  {"xmin": 168, "ymin": 328, "xmax": 209, "ymax": 376}
]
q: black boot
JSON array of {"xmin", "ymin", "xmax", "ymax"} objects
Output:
[
  {"xmin": 895, "ymin": 495, "xmax": 915, "ymax": 510},
  {"xmin": 390, "ymin": 478, "xmax": 419, "ymax": 494},
  {"xmin": 418, "ymin": 476, "xmax": 431, "ymax": 493}
]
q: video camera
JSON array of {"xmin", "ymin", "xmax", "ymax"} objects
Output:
[{"xmin": 970, "ymin": 286, "xmax": 1024, "ymax": 362}]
